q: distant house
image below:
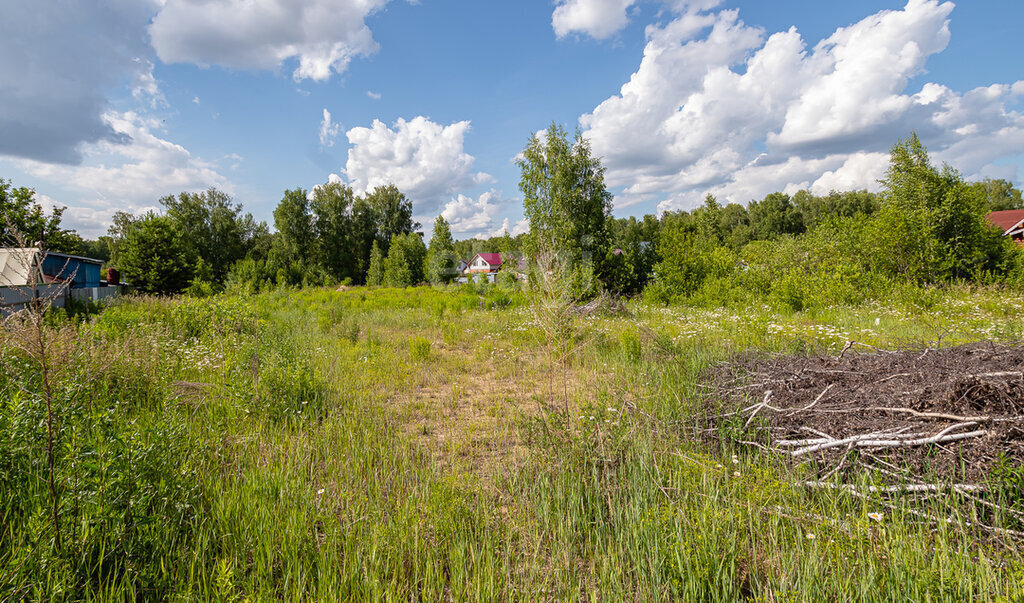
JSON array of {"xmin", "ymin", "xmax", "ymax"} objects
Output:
[
  {"xmin": 465, "ymin": 253, "xmax": 503, "ymax": 275},
  {"xmin": 1, "ymin": 248, "xmax": 68, "ymax": 316},
  {"xmin": 985, "ymin": 210, "xmax": 1024, "ymax": 245},
  {"xmin": 1, "ymin": 248, "xmax": 119, "ymax": 316},
  {"xmin": 41, "ymin": 252, "xmax": 104, "ymax": 289}
]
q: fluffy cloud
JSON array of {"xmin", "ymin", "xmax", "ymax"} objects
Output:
[
  {"xmin": 319, "ymin": 109, "xmax": 340, "ymax": 147},
  {"xmin": 17, "ymin": 112, "xmax": 232, "ymax": 237},
  {"xmin": 149, "ymin": 0, "xmax": 392, "ymax": 81},
  {"xmin": 553, "ymin": 0, "xmax": 637, "ymax": 39},
  {"xmin": 440, "ymin": 190, "xmax": 507, "ymax": 237},
  {"xmin": 579, "ymin": 0, "xmax": 1024, "ymax": 214},
  {"xmin": 553, "ymin": 0, "xmax": 722, "ymax": 39},
  {"xmin": 343, "ymin": 117, "xmax": 491, "ymax": 211},
  {"xmin": 0, "ymin": 1, "xmax": 159, "ymax": 164},
  {"xmin": 436, "ymin": 190, "xmax": 527, "ymax": 240}
]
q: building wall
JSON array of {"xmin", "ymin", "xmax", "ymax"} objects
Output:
[
  {"xmin": 41, "ymin": 256, "xmax": 103, "ymax": 288},
  {"xmin": 0, "ymin": 283, "xmax": 69, "ymax": 317}
]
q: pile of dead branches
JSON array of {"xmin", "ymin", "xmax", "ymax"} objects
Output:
[{"xmin": 702, "ymin": 342, "xmax": 1024, "ymax": 536}]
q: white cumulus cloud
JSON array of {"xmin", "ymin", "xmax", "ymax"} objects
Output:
[
  {"xmin": 580, "ymin": 0, "xmax": 1024, "ymax": 214},
  {"xmin": 17, "ymin": 112, "xmax": 232, "ymax": 237},
  {"xmin": 149, "ymin": 0, "xmax": 393, "ymax": 81},
  {"xmin": 553, "ymin": 0, "xmax": 723, "ymax": 39},
  {"xmin": 440, "ymin": 190, "xmax": 507, "ymax": 237},
  {"xmin": 343, "ymin": 116, "xmax": 491, "ymax": 211},
  {"xmin": 553, "ymin": 0, "xmax": 637, "ymax": 39},
  {"xmin": 319, "ymin": 109, "xmax": 340, "ymax": 147}
]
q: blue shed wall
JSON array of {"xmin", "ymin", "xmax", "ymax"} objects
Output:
[{"xmin": 41, "ymin": 256, "xmax": 102, "ymax": 288}]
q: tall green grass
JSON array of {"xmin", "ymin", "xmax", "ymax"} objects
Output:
[{"xmin": 1, "ymin": 285, "xmax": 1022, "ymax": 600}]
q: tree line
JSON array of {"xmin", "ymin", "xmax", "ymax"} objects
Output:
[{"xmin": 3, "ymin": 128, "xmax": 1023, "ymax": 304}]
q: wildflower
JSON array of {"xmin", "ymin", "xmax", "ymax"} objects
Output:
[
  {"xmin": 868, "ymin": 512, "xmax": 883, "ymax": 522},
  {"xmin": 317, "ymin": 488, "xmax": 325, "ymax": 495},
  {"xmin": 733, "ymin": 471, "xmax": 741, "ymax": 477},
  {"xmin": 806, "ymin": 533, "xmax": 815, "ymax": 540},
  {"xmin": 716, "ymin": 464, "xmax": 724, "ymax": 469},
  {"xmin": 731, "ymin": 456, "xmax": 739, "ymax": 465}
]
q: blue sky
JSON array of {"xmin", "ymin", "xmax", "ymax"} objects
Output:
[{"xmin": 2, "ymin": 0, "xmax": 1023, "ymax": 239}]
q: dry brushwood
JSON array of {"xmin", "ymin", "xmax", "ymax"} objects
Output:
[{"xmin": 700, "ymin": 342, "xmax": 1024, "ymax": 538}]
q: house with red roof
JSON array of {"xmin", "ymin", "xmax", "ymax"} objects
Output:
[
  {"xmin": 985, "ymin": 210, "xmax": 1024, "ymax": 245},
  {"xmin": 465, "ymin": 252, "xmax": 503, "ymax": 275}
]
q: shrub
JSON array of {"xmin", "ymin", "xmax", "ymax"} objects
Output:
[{"xmin": 409, "ymin": 336, "xmax": 431, "ymax": 361}]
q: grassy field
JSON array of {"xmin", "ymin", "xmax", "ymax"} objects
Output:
[{"xmin": 2, "ymin": 284, "xmax": 1024, "ymax": 601}]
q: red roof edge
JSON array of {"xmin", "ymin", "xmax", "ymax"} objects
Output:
[
  {"xmin": 477, "ymin": 253, "xmax": 503, "ymax": 266},
  {"xmin": 985, "ymin": 209, "xmax": 1024, "ymax": 233}
]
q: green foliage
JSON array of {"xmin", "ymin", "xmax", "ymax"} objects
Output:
[
  {"xmin": 364, "ymin": 184, "xmax": 418, "ymax": 252},
  {"xmin": 970, "ymin": 178, "xmax": 1024, "ymax": 213},
  {"xmin": 518, "ymin": 123, "xmax": 612, "ymax": 279},
  {"xmin": 383, "ymin": 237, "xmax": 413, "ymax": 287},
  {"xmin": 408, "ymin": 336, "xmax": 431, "ymax": 361},
  {"xmin": 160, "ymin": 188, "xmax": 267, "ymax": 284},
  {"xmin": 426, "ymin": 215, "xmax": 457, "ymax": 284},
  {"xmin": 748, "ymin": 192, "xmax": 805, "ymax": 240},
  {"xmin": 311, "ymin": 180, "xmax": 358, "ymax": 282},
  {"xmin": 645, "ymin": 134, "xmax": 1023, "ymax": 309},
  {"xmin": 606, "ymin": 214, "xmax": 660, "ymax": 295},
  {"xmin": 270, "ymin": 187, "xmax": 315, "ymax": 282},
  {"xmin": 652, "ymin": 221, "xmax": 735, "ymax": 300},
  {"xmin": 989, "ymin": 453, "xmax": 1024, "ymax": 517},
  {"xmin": 261, "ymin": 180, "xmax": 418, "ymax": 287},
  {"xmin": 619, "ymin": 329, "xmax": 642, "ymax": 362},
  {"xmin": 225, "ymin": 256, "xmax": 274, "ymax": 294},
  {"xmin": 389, "ymin": 232, "xmax": 427, "ymax": 285},
  {"xmin": 113, "ymin": 212, "xmax": 195, "ymax": 294},
  {"xmin": 793, "ymin": 189, "xmax": 881, "ymax": 230},
  {"xmin": 0, "ymin": 178, "xmax": 82, "ymax": 251},
  {"xmin": 366, "ymin": 240, "xmax": 385, "ymax": 286},
  {"xmin": 868, "ymin": 133, "xmax": 1010, "ymax": 283}
]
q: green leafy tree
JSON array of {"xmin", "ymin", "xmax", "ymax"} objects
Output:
[
  {"xmin": 720, "ymin": 203, "xmax": 754, "ymax": 249},
  {"xmin": 869, "ymin": 133, "xmax": 1008, "ymax": 282},
  {"xmin": 970, "ymin": 178, "xmax": 1024, "ymax": 212},
  {"xmin": 1, "ymin": 178, "xmax": 82, "ymax": 251},
  {"xmin": 650, "ymin": 221, "xmax": 734, "ymax": 300},
  {"xmin": 365, "ymin": 185, "xmax": 418, "ymax": 250},
  {"xmin": 606, "ymin": 215, "xmax": 660, "ymax": 295},
  {"xmin": 272, "ymin": 188, "xmax": 315, "ymax": 262},
  {"xmin": 159, "ymin": 188, "xmax": 265, "ymax": 283},
  {"xmin": 311, "ymin": 181, "xmax": 358, "ymax": 282},
  {"xmin": 517, "ymin": 123, "xmax": 613, "ymax": 278},
  {"xmin": 366, "ymin": 240, "xmax": 385, "ymax": 286},
  {"xmin": 113, "ymin": 213, "xmax": 194, "ymax": 294},
  {"xmin": 70, "ymin": 237, "xmax": 112, "ymax": 262},
  {"xmin": 748, "ymin": 192, "xmax": 804, "ymax": 240},
  {"xmin": 426, "ymin": 215, "xmax": 456, "ymax": 284},
  {"xmin": 692, "ymin": 194, "xmax": 724, "ymax": 243},
  {"xmin": 793, "ymin": 189, "xmax": 880, "ymax": 230},
  {"xmin": 389, "ymin": 232, "xmax": 427, "ymax": 285},
  {"xmin": 383, "ymin": 239, "xmax": 412, "ymax": 287},
  {"xmin": 269, "ymin": 188, "xmax": 317, "ymax": 285}
]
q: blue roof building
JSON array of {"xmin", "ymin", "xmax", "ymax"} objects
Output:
[{"xmin": 41, "ymin": 252, "xmax": 104, "ymax": 289}]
